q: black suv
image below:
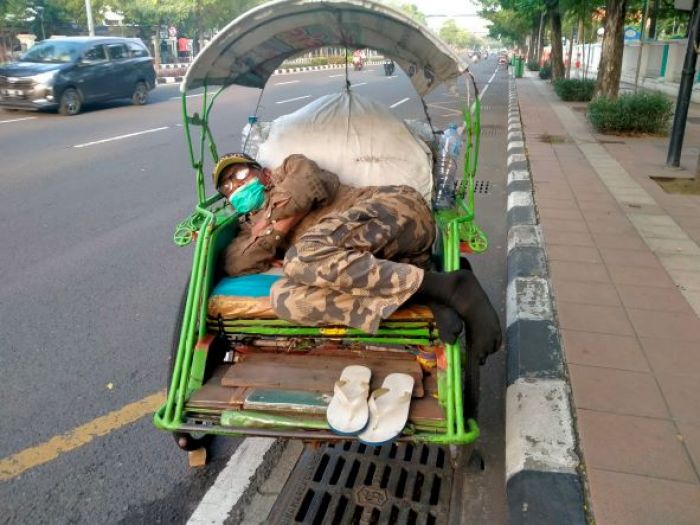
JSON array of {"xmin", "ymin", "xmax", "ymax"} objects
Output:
[{"xmin": 0, "ymin": 36, "xmax": 156, "ymax": 116}]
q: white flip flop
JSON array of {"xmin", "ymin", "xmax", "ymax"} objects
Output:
[
  {"xmin": 326, "ymin": 365, "xmax": 372, "ymax": 435},
  {"xmin": 358, "ymin": 373, "xmax": 415, "ymax": 445}
]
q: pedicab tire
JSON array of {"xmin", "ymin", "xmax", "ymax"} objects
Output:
[{"xmin": 169, "ymin": 279, "xmax": 214, "ymax": 452}]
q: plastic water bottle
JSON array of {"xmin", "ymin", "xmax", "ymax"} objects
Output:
[
  {"xmin": 241, "ymin": 115, "xmax": 263, "ymax": 157},
  {"xmin": 433, "ymin": 124, "xmax": 461, "ymax": 209}
]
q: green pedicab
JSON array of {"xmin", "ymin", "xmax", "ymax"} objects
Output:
[{"xmin": 153, "ymin": 0, "xmax": 489, "ymax": 465}]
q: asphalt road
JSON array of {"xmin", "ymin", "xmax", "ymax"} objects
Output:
[{"xmin": 0, "ymin": 57, "xmax": 508, "ymax": 524}]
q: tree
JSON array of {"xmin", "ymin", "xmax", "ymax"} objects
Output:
[
  {"xmin": 596, "ymin": 0, "xmax": 627, "ymax": 97},
  {"xmin": 393, "ymin": 3, "xmax": 428, "ymax": 25},
  {"xmin": 439, "ymin": 19, "xmax": 483, "ymax": 48},
  {"xmin": 547, "ymin": 0, "xmax": 565, "ymax": 79}
]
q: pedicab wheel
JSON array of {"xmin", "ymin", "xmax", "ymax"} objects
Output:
[
  {"xmin": 169, "ymin": 279, "xmax": 214, "ymax": 454},
  {"xmin": 132, "ymin": 81, "xmax": 149, "ymax": 106},
  {"xmin": 59, "ymin": 88, "xmax": 81, "ymax": 116}
]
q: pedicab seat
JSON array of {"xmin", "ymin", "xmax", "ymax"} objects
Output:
[{"xmin": 207, "ymin": 271, "xmax": 434, "ymax": 322}]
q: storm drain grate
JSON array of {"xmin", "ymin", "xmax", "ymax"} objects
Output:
[
  {"xmin": 480, "ymin": 125, "xmax": 505, "ymax": 137},
  {"xmin": 269, "ymin": 441, "xmax": 453, "ymax": 525},
  {"xmin": 474, "ymin": 180, "xmax": 491, "ymax": 194}
]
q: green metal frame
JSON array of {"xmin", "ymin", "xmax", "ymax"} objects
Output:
[{"xmin": 154, "ymin": 72, "xmax": 487, "ymax": 446}]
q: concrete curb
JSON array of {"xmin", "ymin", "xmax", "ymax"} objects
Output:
[
  {"xmin": 156, "ymin": 61, "xmax": 385, "ymax": 84},
  {"xmin": 504, "ymin": 73, "xmax": 587, "ymax": 524}
]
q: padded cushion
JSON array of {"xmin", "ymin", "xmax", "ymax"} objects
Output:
[
  {"xmin": 208, "ymin": 273, "xmax": 433, "ymax": 321},
  {"xmin": 256, "ymin": 90, "xmax": 434, "ymax": 202}
]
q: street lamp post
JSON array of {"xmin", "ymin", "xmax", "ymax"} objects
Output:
[
  {"xmin": 36, "ymin": 6, "xmax": 46, "ymax": 40},
  {"xmin": 85, "ymin": 0, "xmax": 95, "ymax": 36},
  {"xmin": 667, "ymin": 0, "xmax": 700, "ymax": 167}
]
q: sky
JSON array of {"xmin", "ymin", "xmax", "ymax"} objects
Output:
[{"xmin": 393, "ymin": 0, "xmax": 492, "ymax": 36}]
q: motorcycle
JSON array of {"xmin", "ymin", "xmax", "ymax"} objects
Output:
[{"xmin": 383, "ymin": 59, "xmax": 395, "ymax": 76}]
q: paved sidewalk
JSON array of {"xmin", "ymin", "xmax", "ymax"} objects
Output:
[{"xmin": 516, "ymin": 74, "xmax": 700, "ymax": 524}]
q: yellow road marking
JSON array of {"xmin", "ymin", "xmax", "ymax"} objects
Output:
[{"xmin": 0, "ymin": 391, "xmax": 165, "ymax": 481}]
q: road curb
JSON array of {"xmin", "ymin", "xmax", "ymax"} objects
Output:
[
  {"xmin": 504, "ymin": 73, "xmax": 587, "ymax": 524},
  {"xmin": 155, "ymin": 61, "xmax": 385, "ymax": 85}
]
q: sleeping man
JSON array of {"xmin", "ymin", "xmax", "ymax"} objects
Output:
[{"xmin": 215, "ymin": 152, "xmax": 502, "ymax": 365}]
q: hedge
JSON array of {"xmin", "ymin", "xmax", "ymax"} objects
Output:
[
  {"xmin": 587, "ymin": 92, "xmax": 672, "ymax": 134},
  {"xmin": 553, "ymin": 79, "xmax": 596, "ymax": 102}
]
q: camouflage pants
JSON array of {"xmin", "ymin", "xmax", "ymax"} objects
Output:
[{"xmin": 270, "ymin": 186, "xmax": 435, "ymax": 334}]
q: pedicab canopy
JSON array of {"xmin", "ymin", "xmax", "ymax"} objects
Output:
[{"xmin": 182, "ymin": 0, "xmax": 469, "ymax": 97}]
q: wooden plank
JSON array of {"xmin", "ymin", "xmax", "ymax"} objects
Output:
[
  {"xmin": 222, "ymin": 354, "xmax": 424, "ymax": 397},
  {"xmin": 409, "ymin": 372, "xmax": 444, "ymax": 424},
  {"xmin": 188, "ymin": 366, "xmax": 248, "ymax": 409}
]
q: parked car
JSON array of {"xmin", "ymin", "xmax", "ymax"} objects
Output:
[{"xmin": 0, "ymin": 36, "xmax": 156, "ymax": 116}]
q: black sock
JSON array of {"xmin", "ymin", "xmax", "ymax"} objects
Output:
[
  {"xmin": 417, "ymin": 269, "xmax": 502, "ymax": 363},
  {"xmin": 425, "ymin": 301, "xmax": 462, "ymax": 344}
]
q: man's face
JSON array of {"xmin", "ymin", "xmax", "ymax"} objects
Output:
[{"xmin": 218, "ymin": 164, "xmax": 261, "ymax": 198}]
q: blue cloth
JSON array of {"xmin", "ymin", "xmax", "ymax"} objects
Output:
[{"xmin": 211, "ymin": 274, "xmax": 281, "ymax": 298}]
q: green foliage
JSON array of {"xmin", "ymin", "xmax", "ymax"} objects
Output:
[
  {"xmin": 439, "ymin": 19, "xmax": 483, "ymax": 48},
  {"xmin": 390, "ymin": 3, "xmax": 428, "ymax": 26},
  {"xmin": 539, "ymin": 61, "xmax": 552, "ymax": 79},
  {"xmin": 327, "ymin": 55, "xmax": 350, "ymax": 65},
  {"xmin": 587, "ymin": 92, "xmax": 673, "ymax": 134},
  {"xmin": 553, "ymin": 78, "xmax": 595, "ymax": 101},
  {"xmin": 527, "ymin": 60, "xmax": 540, "ymax": 71},
  {"xmin": 308, "ymin": 57, "xmax": 329, "ymax": 66}
]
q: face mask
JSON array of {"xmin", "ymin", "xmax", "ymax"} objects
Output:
[{"xmin": 229, "ymin": 177, "xmax": 266, "ymax": 214}]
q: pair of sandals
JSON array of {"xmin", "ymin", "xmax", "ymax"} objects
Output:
[{"xmin": 326, "ymin": 365, "xmax": 414, "ymax": 445}]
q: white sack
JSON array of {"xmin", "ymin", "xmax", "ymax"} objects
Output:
[{"xmin": 256, "ymin": 90, "xmax": 434, "ymax": 202}]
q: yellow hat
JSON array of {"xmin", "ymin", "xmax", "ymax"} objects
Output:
[{"xmin": 212, "ymin": 152, "xmax": 262, "ymax": 189}]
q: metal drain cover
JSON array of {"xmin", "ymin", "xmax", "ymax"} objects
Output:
[
  {"xmin": 269, "ymin": 441, "xmax": 454, "ymax": 525},
  {"xmin": 474, "ymin": 180, "xmax": 491, "ymax": 194},
  {"xmin": 480, "ymin": 125, "xmax": 505, "ymax": 137}
]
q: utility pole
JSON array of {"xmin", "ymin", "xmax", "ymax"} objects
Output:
[
  {"xmin": 85, "ymin": 0, "xmax": 95, "ymax": 36},
  {"xmin": 667, "ymin": 0, "xmax": 700, "ymax": 167}
]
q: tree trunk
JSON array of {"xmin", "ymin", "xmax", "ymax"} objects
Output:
[
  {"xmin": 549, "ymin": 2, "xmax": 565, "ymax": 80},
  {"xmin": 566, "ymin": 25, "xmax": 575, "ymax": 78},
  {"xmin": 538, "ymin": 11, "xmax": 547, "ymax": 65},
  {"xmin": 649, "ymin": 0, "xmax": 659, "ymax": 38},
  {"xmin": 528, "ymin": 16, "xmax": 539, "ymax": 62},
  {"xmin": 596, "ymin": 0, "xmax": 628, "ymax": 98}
]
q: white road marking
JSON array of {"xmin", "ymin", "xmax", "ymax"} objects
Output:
[
  {"xmin": 275, "ymin": 95, "xmax": 311, "ymax": 104},
  {"xmin": 385, "ymin": 75, "xmax": 398, "ymax": 79},
  {"xmin": 0, "ymin": 116, "xmax": 37, "ymax": 124},
  {"xmin": 274, "ymin": 80, "xmax": 301, "ymax": 85},
  {"xmin": 170, "ymin": 91, "xmax": 220, "ymax": 100},
  {"xmin": 389, "ymin": 97, "xmax": 410, "ymax": 109},
  {"xmin": 479, "ymin": 68, "xmax": 498, "ymax": 100},
  {"xmin": 187, "ymin": 438, "xmax": 276, "ymax": 525},
  {"xmin": 328, "ymin": 74, "xmax": 345, "ymax": 78},
  {"xmin": 73, "ymin": 126, "xmax": 170, "ymax": 148},
  {"xmin": 351, "ymin": 82, "xmax": 368, "ymax": 87}
]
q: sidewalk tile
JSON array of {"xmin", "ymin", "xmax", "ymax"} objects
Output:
[
  {"xmin": 641, "ymin": 337, "xmax": 700, "ymax": 375},
  {"xmin": 673, "ymin": 270, "xmax": 700, "ymax": 292},
  {"xmin": 544, "ymin": 230, "xmax": 596, "ymax": 247},
  {"xmin": 557, "ymin": 303, "xmax": 634, "ymax": 335},
  {"xmin": 569, "ymin": 365, "xmax": 668, "ymax": 418},
  {"xmin": 577, "ymin": 410, "xmax": 696, "ymax": 482},
  {"xmin": 538, "ymin": 207, "xmax": 585, "ymax": 221},
  {"xmin": 550, "ymin": 260, "xmax": 610, "ymax": 283},
  {"xmin": 545, "ymin": 244, "xmax": 601, "ymax": 263},
  {"xmin": 659, "ymin": 253, "xmax": 700, "ymax": 271},
  {"xmin": 562, "ymin": 331, "xmax": 649, "ymax": 372},
  {"xmin": 552, "ymin": 280, "xmax": 621, "ymax": 306},
  {"xmin": 676, "ymin": 421, "xmax": 700, "ymax": 475},
  {"xmin": 626, "ymin": 309, "xmax": 700, "ymax": 342},
  {"xmin": 606, "ymin": 264, "xmax": 677, "ymax": 288},
  {"xmin": 584, "ymin": 217, "xmax": 636, "ymax": 235},
  {"xmin": 656, "ymin": 373, "xmax": 700, "ymax": 423},
  {"xmin": 598, "ymin": 247, "xmax": 663, "ymax": 268},
  {"xmin": 587, "ymin": 469, "xmax": 700, "ymax": 525},
  {"xmin": 592, "ymin": 232, "xmax": 647, "ymax": 250},
  {"xmin": 616, "ymin": 285, "xmax": 695, "ymax": 313},
  {"xmin": 540, "ymin": 218, "xmax": 590, "ymax": 233}
]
